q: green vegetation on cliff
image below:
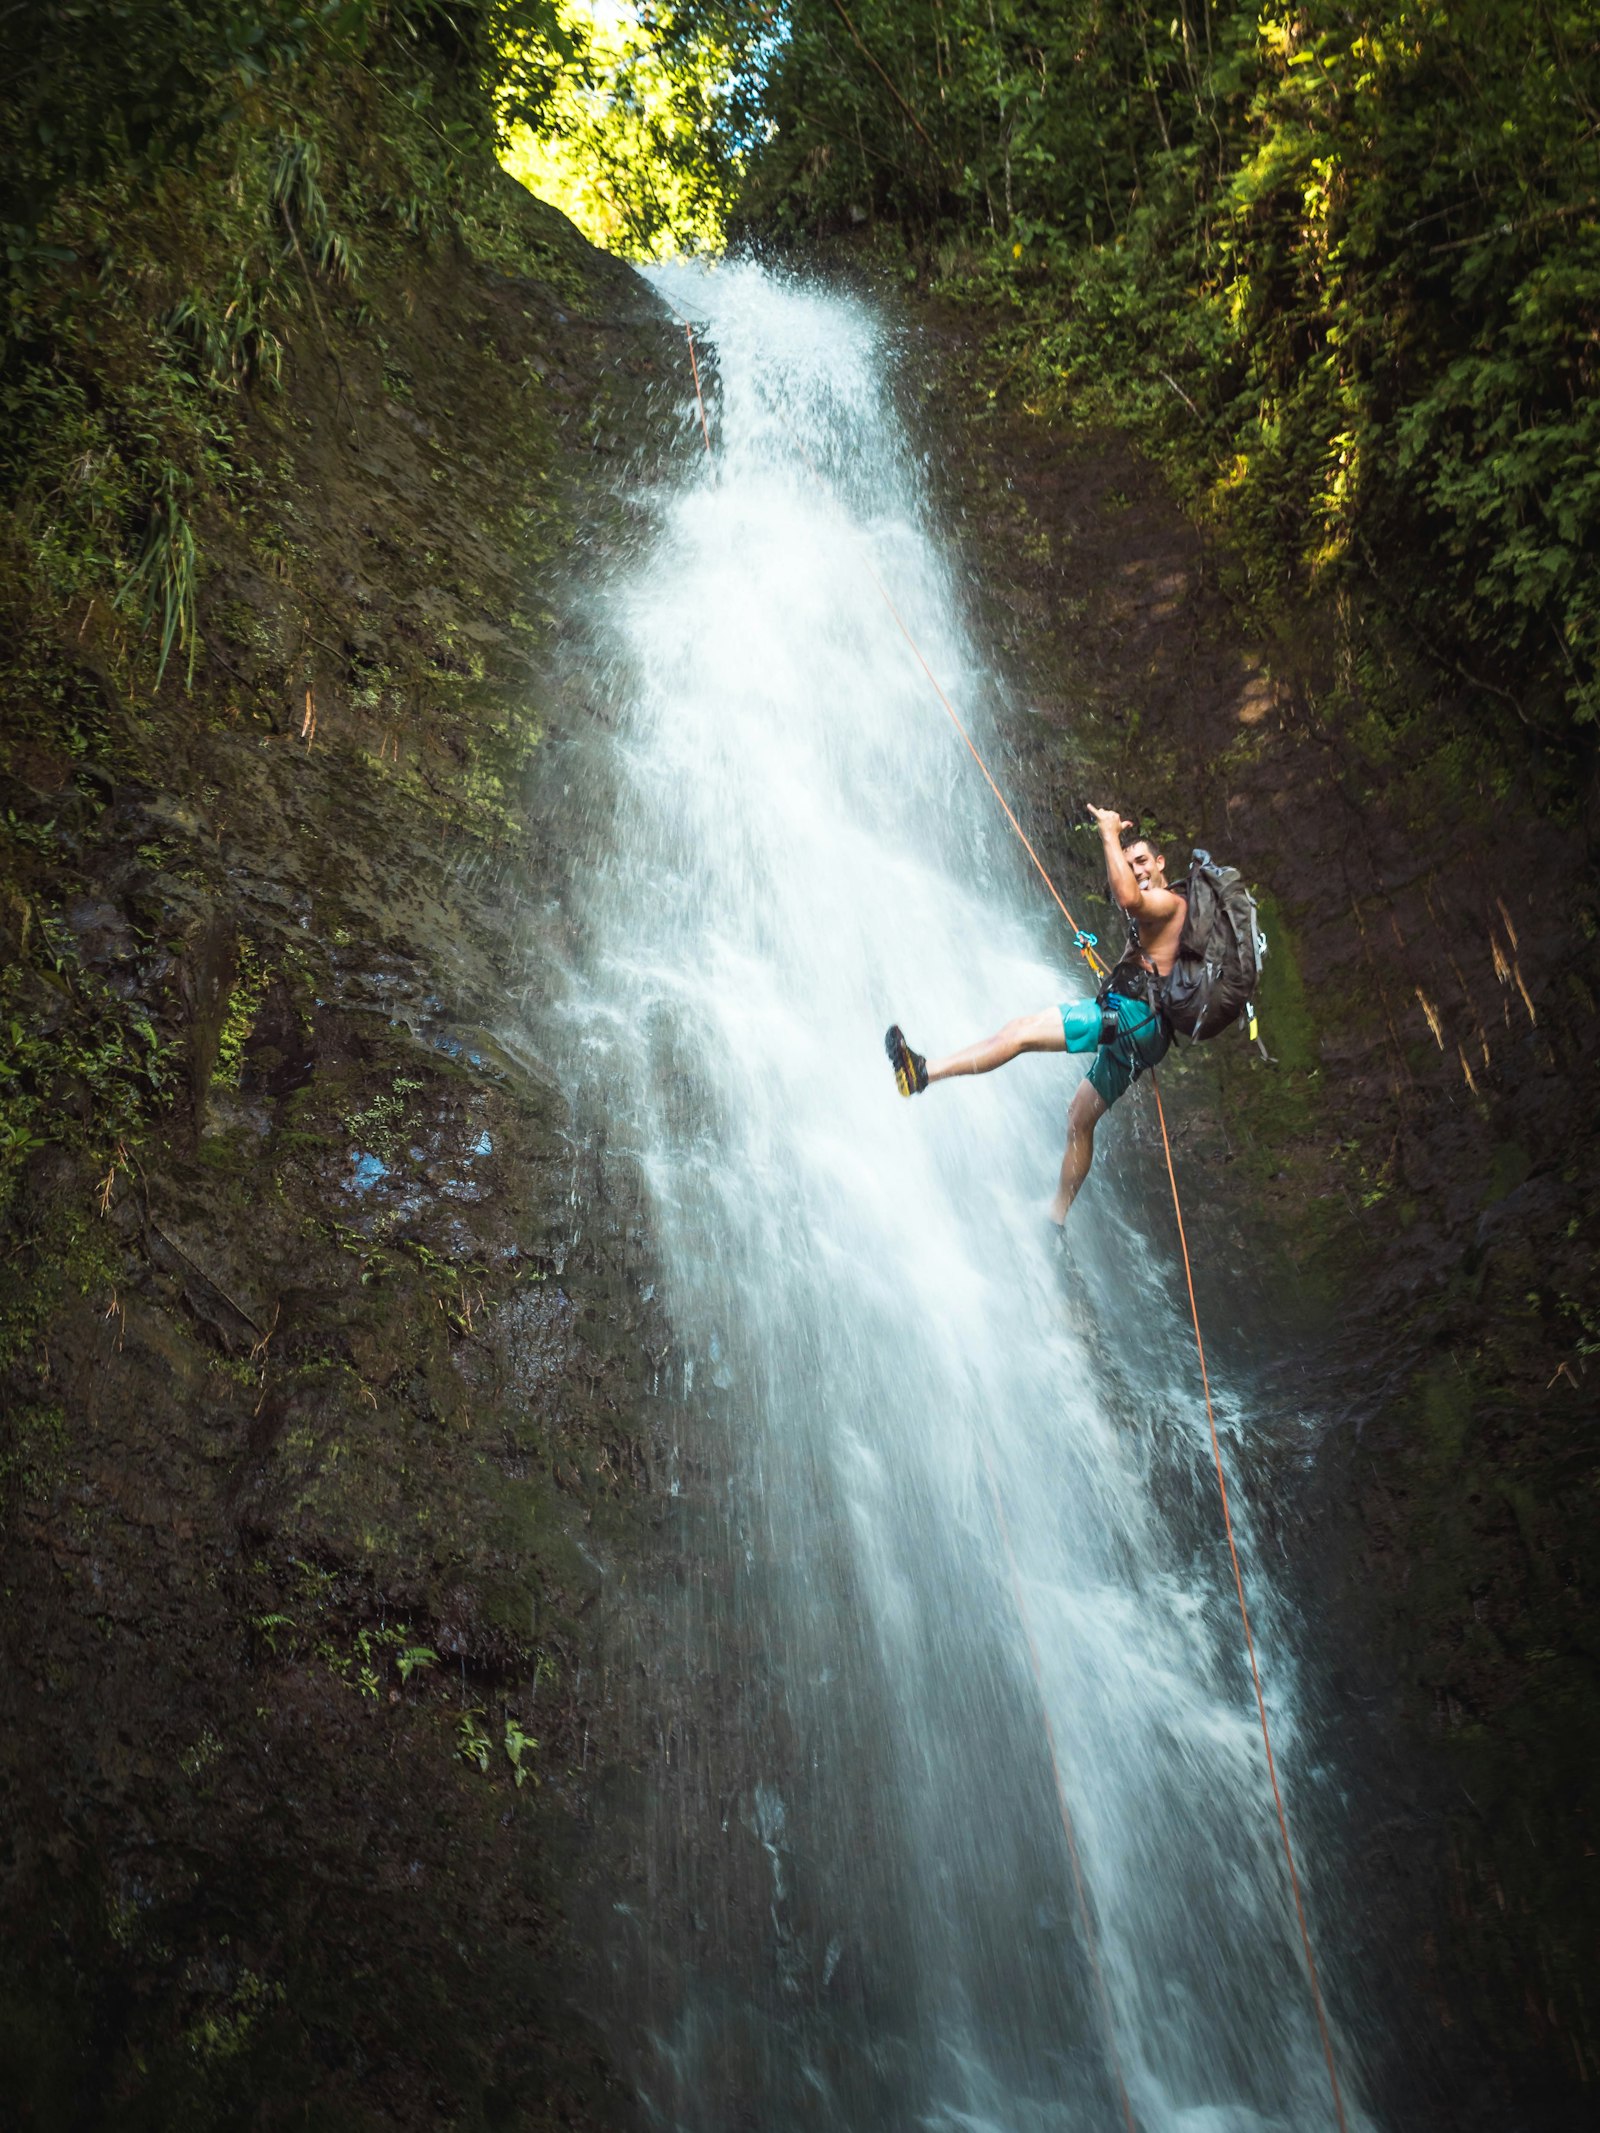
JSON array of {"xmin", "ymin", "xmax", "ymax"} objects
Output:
[
  {"xmin": 743, "ymin": 2, "xmax": 1600, "ymax": 745},
  {"xmin": 0, "ymin": 0, "xmax": 584, "ymax": 1217},
  {"xmin": 500, "ymin": 0, "xmax": 751, "ymax": 254}
]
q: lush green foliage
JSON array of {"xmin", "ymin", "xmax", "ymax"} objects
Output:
[
  {"xmin": 0, "ymin": 912, "xmax": 175, "ymax": 1214},
  {"xmin": 0, "ymin": 0, "xmax": 570, "ymax": 689},
  {"xmin": 0, "ymin": 0, "xmax": 584, "ymax": 1209},
  {"xmin": 500, "ymin": 2, "xmax": 768, "ymax": 256},
  {"xmin": 747, "ymin": 2, "xmax": 1600, "ymax": 736},
  {"xmin": 1, "ymin": 1, "xmax": 573, "ymax": 344},
  {"xmin": 5, "ymin": 2, "xmax": 1593, "ymax": 729}
]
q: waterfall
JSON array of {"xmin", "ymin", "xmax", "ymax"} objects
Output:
[{"xmin": 552, "ymin": 261, "xmax": 1368, "ymax": 2133}]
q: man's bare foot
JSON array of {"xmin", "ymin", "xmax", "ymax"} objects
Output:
[{"xmin": 884, "ymin": 1025, "xmax": 928, "ymax": 1097}]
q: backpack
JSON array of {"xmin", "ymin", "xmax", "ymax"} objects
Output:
[{"xmin": 1160, "ymin": 848, "xmax": 1268, "ymax": 1041}]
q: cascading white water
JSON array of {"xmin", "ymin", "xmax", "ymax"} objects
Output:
[{"xmin": 556, "ymin": 262, "xmax": 1368, "ymax": 2133}]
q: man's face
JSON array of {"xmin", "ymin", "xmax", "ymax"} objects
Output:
[{"xmin": 1125, "ymin": 840, "xmax": 1165, "ymax": 891}]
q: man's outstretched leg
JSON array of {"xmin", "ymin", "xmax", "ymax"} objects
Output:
[
  {"xmin": 885, "ymin": 1008, "xmax": 1065, "ymax": 1096},
  {"xmin": 1051, "ymin": 1077, "xmax": 1108, "ymax": 1227},
  {"xmin": 886, "ymin": 1000, "xmax": 1118, "ymax": 1222}
]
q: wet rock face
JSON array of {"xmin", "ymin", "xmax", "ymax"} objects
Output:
[
  {"xmin": 0, "ymin": 140, "xmax": 676, "ymax": 2129},
  {"xmin": 912, "ymin": 307, "xmax": 1600, "ymax": 2130}
]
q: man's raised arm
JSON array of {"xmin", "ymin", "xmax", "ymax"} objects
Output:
[{"xmin": 1087, "ymin": 804, "xmax": 1181, "ymax": 918}]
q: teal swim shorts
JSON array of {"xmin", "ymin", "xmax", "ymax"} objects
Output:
[{"xmin": 1059, "ymin": 992, "xmax": 1172, "ymax": 1107}]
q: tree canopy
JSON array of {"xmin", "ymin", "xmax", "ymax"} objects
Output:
[
  {"xmin": 738, "ymin": 2, "xmax": 1600, "ymax": 740},
  {"xmin": 499, "ymin": 1, "xmax": 758, "ymax": 256},
  {"xmin": 5, "ymin": 2, "xmax": 1596, "ymax": 740}
]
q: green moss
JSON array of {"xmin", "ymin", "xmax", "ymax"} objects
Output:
[
  {"xmin": 1418, "ymin": 1359, "xmax": 1476, "ymax": 1470},
  {"xmin": 0, "ymin": 1185, "xmax": 119, "ymax": 1377},
  {"xmin": 210, "ymin": 938, "xmax": 272, "ymax": 1092},
  {"xmin": 0, "ymin": 29, "xmax": 664, "ymax": 2129},
  {"xmin": 2, "ymin": 44, "xmax": 577, "ymax": 716},
  {"xmin": 0, "ymin": 1399, "xmax": 68, "ymax": 1511},
  {"xmin": 1253, "ymin": 890, "xmax": 1316, "ymax": 1074},
  {"xmin": 1484, "ymin": 1140, "xmax": 1533, "ymax": 1207},
  {"xmin": 459, "ymin": 192, "xmax": 591, "ymax": 309},
  {"xmin": 183, "ymin": 1968, "xmax": 287, "ymax": 2065}
]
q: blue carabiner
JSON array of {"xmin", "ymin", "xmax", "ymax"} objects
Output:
[{"xmin": 1073, "ymin": 929, "xmax": 1098, "ymax": 954}]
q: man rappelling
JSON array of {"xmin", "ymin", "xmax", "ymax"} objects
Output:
[{"xmin": 885, "ymin": 805, "xmax": 1205, "ymax": 1226}]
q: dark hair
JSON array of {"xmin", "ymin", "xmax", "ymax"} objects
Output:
[{"xmin": 1120, "ymin": 830, "xmax": 1158, "ymax": 856}]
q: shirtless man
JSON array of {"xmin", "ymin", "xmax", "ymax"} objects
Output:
[{"xmin": 885, "ymin": 805, "xmax": 1187, "ymax": 1225}]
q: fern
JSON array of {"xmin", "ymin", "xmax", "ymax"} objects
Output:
[{"xmin": 113, "ymin": 477, "xmax": 200, "ymax": 688}]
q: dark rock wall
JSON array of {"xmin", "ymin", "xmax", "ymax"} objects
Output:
[
  {"xmin": 0, "ymin": 121, "xmax": 676, "ymax": 2131},
  {"xmin": 907, "ymin": 306, "xmax": 1600, "ymax": 2129}
]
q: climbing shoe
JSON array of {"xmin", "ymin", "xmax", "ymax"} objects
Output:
[{"xmin": 884, "ymin": 1024, "xmax": 928, "ymax": 1097}]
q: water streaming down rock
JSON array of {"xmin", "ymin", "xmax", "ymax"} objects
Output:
[{"xmin": 555, "ymin": 263, "xmax": 1368, "ymax": 2133}]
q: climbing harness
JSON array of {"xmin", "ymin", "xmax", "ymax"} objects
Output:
[
  {"xmin": 670, "ymin": 314, "xmax": 1349, "ymax": 2133},
  {"xmin": 1095, "ymin": 921, "xmax": 1166, "ymax": 1053},
  {"xmin": 1098, "ymin": 875, "xmax": 1266, "ymax": 1058}
]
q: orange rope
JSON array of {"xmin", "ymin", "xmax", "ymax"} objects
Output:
[
  {"xmin": 857, "ymin": 551, "xmax": 1109, "ymax": 980},
  {"xmin": 979, "ymin": 1444, "xmax": 1139, "ymax": 2133},
  {"xmin": 801, "ymin": 366, "xmax": 1350, "ymax": 2131},
  {"xmin": 1147, "ymin": 1078, "xmax": 1350, "ymax": 2133}
]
